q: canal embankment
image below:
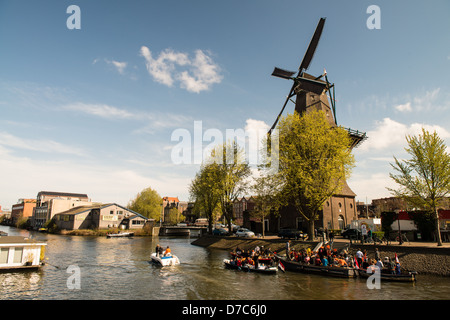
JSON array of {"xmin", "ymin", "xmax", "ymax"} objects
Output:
[{"xmin": 191, "ymin": 235, "xmax": 450, "ymax": 276}]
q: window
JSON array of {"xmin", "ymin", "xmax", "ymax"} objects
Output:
[
  {"xmin": 13, "ymin": 247, "xmax": 23, "ymax": 264},
  {"xmin": 110, "ymin": 210, "xmax": 114, "ymax": 215},
  {"xmin": 0, "ymin": 248, "xmax": 9, "ymax": 264}
]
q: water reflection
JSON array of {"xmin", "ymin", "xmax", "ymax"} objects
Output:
[{"xmin": 1, "ymin": 225, "xmax": 449, "ymax": 300}]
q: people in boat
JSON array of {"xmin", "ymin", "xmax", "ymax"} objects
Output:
[
  {"xmin": 388, "ymin": 258, "xmax": 396, "ymax": 274},
  {"xmin": 355, "ymin": 248, "xmax": 363, "ymax": 267},
  {"xmin": 155, "ymin": 244, "xmax": 161, "ymax": 256},
  {"xmin": 375, "ymin": 258, "xmax": 384, "ymax": 270},
  {"xmin": 164, "ymin": 246, "xmax": 171, "ymax": 257},
  {"xmin": 366, "ymin": 259, "xmax": 378, "ymax": 273},
  {"xmin": 395, "ymin": 260, "xmax": 401, "ymax": 275},
  {"xmin": 314, "ymin": 256, "xmax": 322, "ymax": 266}
]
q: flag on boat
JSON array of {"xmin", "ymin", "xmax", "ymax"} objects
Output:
[
  {"xmin": 354, "ymin": 257, "xmax": 359, "ymax": 269},
  {"xmin": 278, "ymin": 261, "xmax": 285, "ymax": 273},
  {"xmin": 395, "ymin": 253, "xmax": 399, "ymax": 264}
]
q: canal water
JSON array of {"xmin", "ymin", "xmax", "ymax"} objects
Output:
[{"xmin": 1, "ymin": 225, "xmax": 449, "ymax": 300}]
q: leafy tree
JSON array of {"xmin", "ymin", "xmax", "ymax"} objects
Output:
[
  {"xmin": 389, "ymin": 128, "xmax": 450, "ymax": 246},
  {"xmin": 189, "ymin": 162, "xmax": 222, "ymax": 234},
  {"xmin": 127, "ymin": 187, "xmax": 162, "ymax": 220},
  {"xmin": 165, "ymin": 207, "xmax": 185, "ymax": 225},
  {"xmin": 212, "ymin": 141, "xmax": 251, "ymax": 234},
  {"xmin": 270, "ymin": 110, "xmax": 355, "ymax": 240},
  {"xmin": 250, "ymin": 174, "xmax": 282, "ymax": 238}
]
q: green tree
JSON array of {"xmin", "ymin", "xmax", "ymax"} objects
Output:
[
  {"xmin": 127, "ymin": 187, "xmax": 162, "ymax": 221},
  {"xmin": 250, "ymin": 174, "xmax": 282, "ymax": 238},
  {"xmin": 165, "ymin": 207, "xmax": 185, "ymax": 225},
  {"xmin": 389, "ymin": 128, "xmax": 450, "ymax": 246},
  {"xmin": 212, "ymin": 141, "xmax": 251, "ymax": 234},
  {"xmin": 270, "ymin": 110, "xmax": 355, "ymax": 240},
  {"xmin": 189, "ymin": 162, "xmax": 222, "ymax": 234}
]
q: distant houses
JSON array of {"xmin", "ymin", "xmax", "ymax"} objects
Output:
[
  {"xmin": 53, "ymin": 203, "xmax": 149, "ymax": 231},
  {"xmin": 2, "ymin": 190, "xmax": 151, "ymax": 232}
]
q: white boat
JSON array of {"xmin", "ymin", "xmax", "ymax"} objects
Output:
[
  {"xmin": 150, "ymin": 253, "xmax": 180, "ymax": 266},
  {"xmin": 106, "ymin": 232, "xmax": 134, "ymax": 238}
]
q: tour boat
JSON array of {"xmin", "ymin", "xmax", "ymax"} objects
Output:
[
  {"xmin": 223, "ymin": 259, "xmax": 278, "ymax": 274},
  {"xmin": 275, "ymin": 255, "xmax": 359, "ymax": 278},
  {"xmin": 150, "ymin": 253, "xmax": 180, "ymax": 266},
  {"xmin": 357, "ymin": 269, "xmax": 417, "ymax": 282},
  {"xmin": 106, "ymin": 232, "xmax": 134, "ymax": 238}
]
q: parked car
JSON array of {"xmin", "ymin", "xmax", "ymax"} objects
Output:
[
  {"xmin": 342, "ymin": 228, "xmax": 361, "ymax": 239},
  {"xmin": 235, "ymin": 228, "xmax": 255, "ymax": 238},
  {"xmin": 278, "ymin": 228, "xmax": 307, "ymax": 240},
  {"xmin": 212, "ymin": 228, "xmax": 228, "ymax": 236}
]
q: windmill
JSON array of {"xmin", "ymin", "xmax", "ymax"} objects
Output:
[{"xmin": 268, "ymin": 17, "xmax": 367, "ymax": 148}]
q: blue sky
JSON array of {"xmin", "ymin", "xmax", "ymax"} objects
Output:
[{"xmin": 1, "ymin": 0, "xmax": 449, "ymax": 209}]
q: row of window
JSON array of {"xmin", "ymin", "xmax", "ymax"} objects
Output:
[
  {"xmin": 0, "ymin": 247, "xmax": 23, "ymax": 264},
  {"xmin": 325, "ymin": 201, "xmax": 354, "ymax": 209}
]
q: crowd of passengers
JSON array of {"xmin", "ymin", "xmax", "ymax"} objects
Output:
[
  {"xmin": 229, "ymin": 245, "xmax": 277, "ymax": 268},
  {"xmin": 287, "ymin": 245, "xmax": 351, "ymax": 267},
  {"xmin": 287, "ymin": 245, "xmax": 402, "ymax": 274}
]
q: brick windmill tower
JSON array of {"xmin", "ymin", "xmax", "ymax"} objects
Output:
[{"xmin": 269, "ymin": 18, "xmax": 367, "ymax": 231}]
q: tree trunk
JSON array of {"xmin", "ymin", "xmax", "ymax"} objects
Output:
[
  {"xmin": 435, "ymin": 207, "xmax": 443, "ymax": 246},
  {"xmin": 307, "ymin": 219, "xmax": 315, "ymax": 241}
]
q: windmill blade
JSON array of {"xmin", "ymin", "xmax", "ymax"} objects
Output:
[
  {"xmin": 271, "ymin": 67, "xmax": 296, "ymax": 80},
  {"xmin": 298, "ymin": 17, "xmax": 326, "ymax": 74},
  {"xmin": 268, "ymin": 83, "xmax": 296, "ymax": 135}
]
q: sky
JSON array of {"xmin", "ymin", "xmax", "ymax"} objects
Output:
[{"xmin": 1, "ymin": 0, "xmax": 449, "ymax": 209}]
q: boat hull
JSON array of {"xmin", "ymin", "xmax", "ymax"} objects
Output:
[
  {"xmin": 223, "ymin": 259, "xmax": 278, "ymax": 274},
  {"xmin": 106, "ymin": 232, "xmax": 134, "ymax": 238},
  {"xmin": 358, "ymin": 269, "xmax": 417, "ymax": 282},
  {"xmin": 150, "ymin": 253, "xmax": 180, "ymax": 266},
  {"xmin": 277, "ymin": 256, "xmax": 358, "ymax": 278}
]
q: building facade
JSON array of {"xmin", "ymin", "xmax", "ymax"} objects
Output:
[
  {"xmin": 53, "ymin": 203, "xmax": 149, "ymax": 230},
  {"xmin": 32, "ymin": 191, "xmax": 90, "ymax": 229},
  {"xmin": 241, "ymin": 182, "xmax": 358, "ymax": 234},
  {"xmin": 11, "ymin": 199, "xmax": 36, "ymax": 226}
]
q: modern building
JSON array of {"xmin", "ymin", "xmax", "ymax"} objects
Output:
[
  {"xmin": 32, "ymin": 191, "xmax": 91, "ymax": 229},
  {"xmin": 11, "ymin": 199, "xmax": 36, "ymax": 226},
  {"xmin": 53, "ymin": 203, "xmax": 149, "ymax": 230}
]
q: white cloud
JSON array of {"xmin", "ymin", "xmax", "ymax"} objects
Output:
[
  {"xmin": 359, "ymin": 117, "xmax": 450, "ymax": 152},
  {"xmin": 392, "ymin": 88, "xmax": 448, "ymax": 113},
  {"xmin": 394, "ymin": 102, "xmax": 412, "ymax": 112},
  {"xmin": 106, "ymin": 59, "xmax": 128, "ymax": 75},
  {"xmin": 64, "ymin": 103, "xmax": 135, "ymax": 119},
  {"xmin": 0, "ymin": 131, "xmax": 86, "ymax": 156},
  {"xmin": 0, "ymin": 143, "xmax": 193, "ymax": 209},
  {"xmin": 349, "ymin": 171, "xmax": 396, "ymax": 202},
  {"xmin": 63, "ymin": 102, "xmax": 192, "ymax": 132},
  {"xmin": 140, "ymin": 46, "xmax": 222, "ymax": 93}
]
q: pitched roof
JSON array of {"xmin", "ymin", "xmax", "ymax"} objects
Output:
[
  {"xmin": 163, "ymin": 196, "xmax": 179, "ymax": 202},
  {"xmin": 54, "ymin": 203, "xmax": 149, "ymax": 220},
  {"xmin": 334, "ymin": 181, "xmax": 357, "ymax": 197},
  {"xmin": 37, "ymin": 191, "xmax": 89, "ymax": 199}
]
